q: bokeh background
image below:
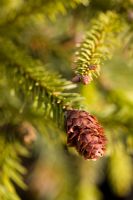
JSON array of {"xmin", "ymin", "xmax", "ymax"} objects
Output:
[{"xmin": 0, "ymin": 1, "xmax": 133, "ymax": 200}]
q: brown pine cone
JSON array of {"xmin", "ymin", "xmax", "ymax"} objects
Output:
[{"xmin": 66, "ymin": 110, "xmax": 107, "ymax": 160}]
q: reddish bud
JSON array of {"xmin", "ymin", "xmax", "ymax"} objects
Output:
[
  {"xmin": 81, "ymin": 75, "xmax": 91, "ymax": 85},
  {"xmin": 88, "ymin": 65, "xmax": 97, "ymax": 70}
]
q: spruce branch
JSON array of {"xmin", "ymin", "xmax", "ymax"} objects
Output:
[
  {"xmin": 0, "ymin": 0, "xmax": 89, "ymax": 28},
  {"xmin": 73, "ymin": 11, "xmax": 122, "ymax": 84},
  {"xmin": 0, "ymin": 134, "xmax": 28, "ymax": 200},
  {"xmin": 0, "ymin": 38, "xmax": 83, "ymax": 129}
]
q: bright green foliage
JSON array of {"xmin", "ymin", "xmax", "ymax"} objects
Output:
[
  {"xmin": 0, "ymin": 0, "xmax": 89, "ymax": 26},
  {"xmin": 74, "ymin": 11, "xmax": 122, "ymax": 80},
  {"xmin": 0, "ymin": 137, "xmax": 28, "ymax": 200}
]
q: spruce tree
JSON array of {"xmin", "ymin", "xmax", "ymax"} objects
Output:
[{"xmin": 0, "ymin": 1, "xmax": 133, "ymax": 200}]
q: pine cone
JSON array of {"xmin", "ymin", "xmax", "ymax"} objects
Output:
[{"xmin": 66, "ymin": 110, "xmax": 106, "ymax": 160}]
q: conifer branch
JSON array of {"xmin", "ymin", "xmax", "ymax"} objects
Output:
[
  {"xmin": 0, "ymin": 134, "xmax": 28, "ymax": 200},
  {"xmin": 73, "ymin": 11, "xmax": 122, "ymax": 84},
  {"xmin": 0, "ymin": 38, "xmax": 83, "ymax": 129},
  {"xmin": 0, "ymin": 0, "xmax": 89, "ymax": 27}
]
